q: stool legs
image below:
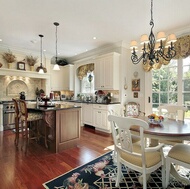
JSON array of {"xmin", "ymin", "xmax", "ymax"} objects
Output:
[{"xmin": 14, "ymin": 116, "xmax": 19, "ymax": 147}]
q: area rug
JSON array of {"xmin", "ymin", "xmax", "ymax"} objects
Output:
[{"xmin": 43, "ymin": 151, "xmax": 189, "ymax": 189}]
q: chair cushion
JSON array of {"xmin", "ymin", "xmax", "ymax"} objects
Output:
[
  {"xmin": 118, "ymin": 144, "xmax": 161, "ymax": 168},
  {"xmin": 168, "ymin": 144, "xmax": 190, "ymax": 164},
  {"xmin": 21, "ymin": 112, "xmax": 43, "ymax": 121}
]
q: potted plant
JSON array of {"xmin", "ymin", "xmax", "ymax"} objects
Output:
[
  {"xmin": 2, "ymin": 49, "xmax": 16, "ymax": 69},
  {"xmin": 25, "ymin": 55, "xmax": 38, "ymax": 71}
]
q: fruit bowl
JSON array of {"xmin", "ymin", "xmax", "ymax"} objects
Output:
[{"xmin": 148, "ymin": 114, "xmax": 164, "ymax": 125}]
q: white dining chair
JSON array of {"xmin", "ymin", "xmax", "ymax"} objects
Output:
[
  {"xmin": 158, "ymin": 105, "xmax": 188, "ymax": 121},
  {"xmin": 158, "ymin": 105, "xmax": 188, "ymax": 146},
  {"xmin": 166, "ymin": 143, "xmax": 190, "ymax": 187},
  {"xmin": 108, "ymin": 115, "xmax": 165, "ymax": 189}
]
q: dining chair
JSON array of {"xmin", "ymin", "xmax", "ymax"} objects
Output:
[
  {"xmin": 166, "ymin": 143, "xmax": 190, "ymax": 187},
  {"xmin": 108, "ymin": 115, "xmax": 165, "ymax": 189},
  {"xmin": 158, "ymin": 105, "xmax": 188, "ymax": 121},
  {"xmin": 12, "ymin": 98, "xmax": 20, "ymax": 147},
  {"xmin": 19, "ymin": 99, "xmax": 43, "ymax": 151},
  {"xmin": 158, "ymin": 105, "xmax": 188, "ymax": 146}
]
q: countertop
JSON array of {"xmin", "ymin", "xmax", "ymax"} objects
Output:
[
  {"xmin": 62, "ymin": 99, "xmax": 121, "ymax": 105},
  {"xmin": 27, "ymin": 103, "xmax": 81, "ymax": 112}
]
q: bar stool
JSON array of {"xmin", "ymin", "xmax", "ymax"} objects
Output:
[
  {"xmin": 12, "ymin": 98, "xmax": 20, "ymax": 147},
  {"xmin": 19, "ymin": 99, "xmax": 43, "ymax": 151}
]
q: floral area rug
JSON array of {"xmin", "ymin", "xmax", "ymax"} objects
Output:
[{"xmin": 43, "ymin": 151, "xmax": 189, "ymax": 189}]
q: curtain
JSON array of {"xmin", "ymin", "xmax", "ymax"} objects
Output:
[
  {"xmin": 143, "ymin": 35, "xmax": 190, "ymax": 72},
  {"xmin": 77, "ymin": 63, "xmax": 94, "ymax": 80}
]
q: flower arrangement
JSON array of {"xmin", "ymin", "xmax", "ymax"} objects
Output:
[
  {"xmin": 2, "ymin": 50, "xmax": 16, "ymax": 63},
  {"xmin": 25, "ymin": 55, "xmax": 38, "ymax": 66}
]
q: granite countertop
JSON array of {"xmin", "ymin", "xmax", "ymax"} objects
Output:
[
  {"xmin": 27, "ymin": 103, "xmax": 81, "ymax": 112},
  {"xmin": 62, "ymin": 99, "xmax": 121, "ymax": 105}
]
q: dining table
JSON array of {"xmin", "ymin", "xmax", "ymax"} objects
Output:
[{"xmin": 130, "ymin": 116, "xmax": 190, "ymax": 185}]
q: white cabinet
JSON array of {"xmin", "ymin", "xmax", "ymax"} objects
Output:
[
  {"xmin": 62, "ymin": 64, "xmax": 74, "ymax": 90},
  {"xmin": 50, "ymin": 65, "xmax": 64, "ymax": 91},
  {"xmin": 82, "ymin": 103, "xmax": 93, "ymax": 125},
  {"xmin": 94, "ymin": 52, "xmax": 120, "ymax": 90},
  {"xmin": 93, "ymin": 104, "xmax": 121, "ymax": 133}
]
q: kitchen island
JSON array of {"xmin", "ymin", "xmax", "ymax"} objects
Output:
[{"xmin": 27, "ymin": 103, "xmax": 81, "ymax": 153}]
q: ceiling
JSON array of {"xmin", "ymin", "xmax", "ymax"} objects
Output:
[{"xmin": 1, "ymin": 0, "xmax": 190, "ymax": 60}]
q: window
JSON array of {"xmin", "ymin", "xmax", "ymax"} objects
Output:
[
  {"xmin": 81, "ymin": 72, "xmax": 95, "ymax": 94},
  {"xmin": 152, "ymin": 57, "xmax": 190, "ymax": 118}
]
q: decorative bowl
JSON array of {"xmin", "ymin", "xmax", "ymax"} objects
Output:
[{"xmin": 148, "ymin": 114, "xmax": 164, "ymax": 125}]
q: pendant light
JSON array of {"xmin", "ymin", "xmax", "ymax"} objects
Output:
[
  {"xmin": 38, "ymin": 34, "xmax": 44, "ymax": 74},
  {"xmin": 53, "ymin": 22, "xmax": 60, "ymax": 70}
]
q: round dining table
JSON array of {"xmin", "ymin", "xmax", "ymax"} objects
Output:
[{"xmin": 131, "ymin": 116, "xmax": 190, "ymax": 185}]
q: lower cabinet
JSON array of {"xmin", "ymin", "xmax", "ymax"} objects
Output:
[
  {"xmin": 82, "ymin": 103, "xmax": 93, "ymax": 125},
  {"xmin": 93, "ymin": 104, "xmax": 121, "ymax": 133}
]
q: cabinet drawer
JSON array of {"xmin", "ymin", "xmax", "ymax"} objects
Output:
[{"xmin": 93, "ymin": 104, "xmax": 107, "ymax": 110}]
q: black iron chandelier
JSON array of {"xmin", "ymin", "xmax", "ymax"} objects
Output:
[{"xmin": 130, "ymin": 0, "xmax": 177, "ymax": 66}]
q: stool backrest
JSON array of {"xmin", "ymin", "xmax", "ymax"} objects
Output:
[
  {"xmin": 12, "ymin": 98, "xmax": 20, "ymax": 117},
  {"xmin": 19, "ymin": 99, "xmax": 28, "ymax": 119}
]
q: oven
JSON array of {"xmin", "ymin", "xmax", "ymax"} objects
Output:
[{"xmin": 3, "ymin": 102, "xmax": 15, "ymax": 130}]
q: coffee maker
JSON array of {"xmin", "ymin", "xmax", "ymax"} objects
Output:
[{"xmin": 19, "ymin": 91, "xmax": 26, "ymax": 100}]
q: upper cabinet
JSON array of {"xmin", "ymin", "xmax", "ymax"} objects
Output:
[
  {"xmin": 62, "ymin": 64, "xmax": 74, "ymax": 91},
  {"xmin": 94, "ymin": 52, "xmax": 120, "ymax": 90},
  {"xmin": 50, "ymin": 64, "xmax": 74, "ymax": 91}
]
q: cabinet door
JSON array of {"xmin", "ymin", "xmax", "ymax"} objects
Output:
[
  {"xmin": 50, "ymin": 65, "xmax": 64, "ymax": 91},
  {"xmin": 82, "ymin": 104, "xmax": 93, "ymax": 125},
  {"xmin": 93, "ymin": 109, "xmax": 102, "ymax": 128},
  {"xmin": 93, "ymin": 109, "xmax": 109, "ymax": 130},
  {"xmin": 104, "ymin": 55, "xmax": 113, "ymax": 89},
  {"xmin": 62, "ymin": 65, "xmax": 74, "ymax": 90},
  {"xmin": 94, "ymin": 52, "xmax": 120, "ymax": 90},
  {"xmin": 94, "ymin": 58, "xmax": 104, "ymax": 89}
]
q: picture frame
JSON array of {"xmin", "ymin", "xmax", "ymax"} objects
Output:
[
  {"xmin": 17, "ymin": 61, "xmax": 25, "ymax": 70},
  {"xmin": 134, "ymin": 92, "xmax": 138, "ymax": 98},
  {"xmin": 132, "ymin": 79, "xmax": 140, "ymax": 91}
]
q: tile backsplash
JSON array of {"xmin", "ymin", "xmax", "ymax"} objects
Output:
[{"xmin": 0, "ymin": 75, "xmax": 46, "ymax": 101}]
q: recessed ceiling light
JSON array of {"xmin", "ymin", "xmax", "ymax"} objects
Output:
[
  {"xmin": 93, "ymin": 37, "xmax": 96, "ymax": 40},
  {"xmin": 0, "ymin": 39, "xmax": 2, "ymax": 42},
  {"xmin": 86, "ymin": 49, "xmax": 88, "ymax": 51},
  {"xmin": 43, "ymin": 49, "xmax": 46, "ymax": 52},
  {"xmin": 30, "ymin": 40, "xmax": 37, "ymax": 44}
]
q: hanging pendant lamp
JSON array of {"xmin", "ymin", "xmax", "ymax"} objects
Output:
[
  {"xmin": 37, "ymin": 34, "xmax": 45, "ymax": 74},
  {"xmin": 53, "ymin": 22, "xmax": 60, "ymax": 70}
]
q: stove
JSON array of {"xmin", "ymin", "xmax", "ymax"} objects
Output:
[{"xmin": 3, "ymin": 102, "xmax": 15, "ymax": 130}]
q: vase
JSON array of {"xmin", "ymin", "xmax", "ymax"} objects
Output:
[
  {"xmin": 8, "ymin": 63, "xmax": 12, "ymax": 69},
  {"xmin": 30, "ymin": 66, "xmax": 34, "ymax": 71}
]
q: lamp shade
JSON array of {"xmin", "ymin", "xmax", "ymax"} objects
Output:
[
  {"xmin": 167, "ymin": 33, "xmax": 177, "ymax": 43},
  {"xmin": 39, "ymin": 68, "xmax": 44, "ymax": 74},
  {"xmin": 156, "ymin": 32, "xmax": 166, "ymax": 42},
  {"xmin": 140, "ymin": 34, "xmax": 149, "ymax": 44},
  {"xmin": 130, "ymin": 40, "xmax": 138, "ymax": 49},
  {"xmin": 53, "ymin": 64, "xmax": 60, "ymax": 70}
]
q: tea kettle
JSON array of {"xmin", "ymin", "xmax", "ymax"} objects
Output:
[{"xmin": 19, "ymin": 91, "xmax": 26, "ymax": 100}]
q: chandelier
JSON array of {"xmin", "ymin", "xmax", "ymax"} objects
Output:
[
  {"xmin": 130, "ymin": 0, "xmax": 177, "ymax": 66},
  {"xmin": 53, "ymin": 22, "xmax": 60, "ymax": 71}
]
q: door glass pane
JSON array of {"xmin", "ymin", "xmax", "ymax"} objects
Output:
[
  {"xmin": 160, "ymin": 93, "xmax": 168, "ymax": 103},
  {"xmin": 160, "ymin": 80, "xmax": 168, "ymax": 91}
]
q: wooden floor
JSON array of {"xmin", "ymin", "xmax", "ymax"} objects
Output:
[{"xmin": 0, "ymin": 126, "xmax": 114, "ymax": 189}]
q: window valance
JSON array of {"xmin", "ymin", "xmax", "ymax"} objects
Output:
[
  {"xmin": 143, "ymin": 35, "xmax": 190, "ymax": 72},
  {"xmin": 77, "ymin": 63, "xmax": 94, "ymax": 80}
]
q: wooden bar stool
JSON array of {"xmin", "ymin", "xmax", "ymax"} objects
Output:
[
  {"xmin": 12, "ymin": 98, "xmax": 20, "ymax": 147},
  {"xmin": 19, "ymin": 99, "xmax": 43, "ymax": 151}
]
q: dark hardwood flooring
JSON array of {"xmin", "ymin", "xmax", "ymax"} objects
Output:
[{"xmin": 0, "ymin": 126, "xmax": 114, "ymax": 189}]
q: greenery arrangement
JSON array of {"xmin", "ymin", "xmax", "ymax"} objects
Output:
[
  {"xmin": 2, "ymin": 50, "xmax": 16, "ymax": 63},
  {"xmin": 25, "ymin": 55, "xmax": 38, "ymax": 66}
]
